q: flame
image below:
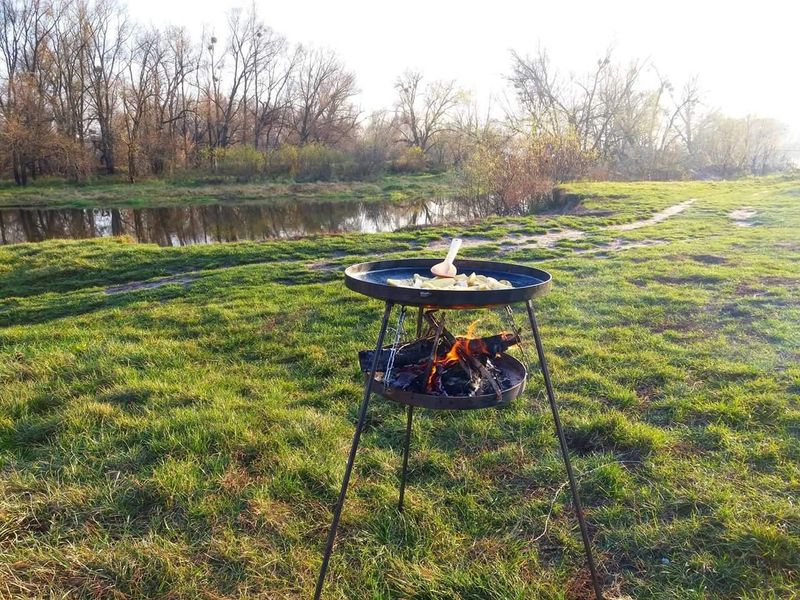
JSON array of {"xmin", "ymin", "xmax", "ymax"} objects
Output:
[{"xmin": 427, "ymin": 320, "xmax": 487, "ymax": 389}]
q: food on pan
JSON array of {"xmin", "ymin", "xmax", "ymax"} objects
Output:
[{"xmin": 387, "ymin": 272, "xmax": 513, "ymax": 291}]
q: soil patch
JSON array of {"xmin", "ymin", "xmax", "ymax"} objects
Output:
[
  {"xmin": 577, "ymin": 239, "xmax": 665, "ymax": 255},
  {"xmin": 427, "ymin": 236, "xmax": 495, "ymax": 250},
  {"xmin": 610, "ymin": 200, "xmax": 695, "ymax": 231},
  {"xmin": 423, "ymin": 200, "xmax": 695, "ymax": 255},
  {"xmin": 729, "ymin": 207, "xmax": 757, "ymax": 226},
  {"xmin": 690, "ymin": 254, "xmax": 728, "ymax": 265},
  {"xmin": 105, "ymin": 274, "xmax": 199, "ymax": 295},
  {"xmin": 308, "ymin": 261, "xmax": 344, "ymax": 272}
]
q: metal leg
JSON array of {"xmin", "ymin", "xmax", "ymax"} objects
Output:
[
  {"xmin": 314, "ymin": 301, "xmax": 394, "ymax": 600},
  {"xmin": 398, "ymin": 307, "xmax": 423, "ymax": 512},
  {"xmin": 398, "ymin": 405, "xmax": 414, "ymax": 511},
  {"xmin": 526, "ymin": 300, "xmax": 604, "ymax": 600}
]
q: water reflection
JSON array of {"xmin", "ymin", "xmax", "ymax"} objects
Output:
[{"xmin": 0, "ymin": 196, "xmax": 538, "ymax": 246}]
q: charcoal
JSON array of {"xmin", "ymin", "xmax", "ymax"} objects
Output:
[{"xmin": 389, "ymin": 368, "xmax": 421, "ymax": 390}]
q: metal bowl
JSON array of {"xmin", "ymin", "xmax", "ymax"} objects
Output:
[
  {"xmin": 369, "ymin": 353, "xmax": 527, "ymax": 410},
  {"xmin": 345, "ymin": 258, "xmax": 552, "ymax": 308}
]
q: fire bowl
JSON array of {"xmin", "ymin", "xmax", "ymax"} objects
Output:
[{"xmin": 369, "ymin": 353, "xmax": 527, "ymax": 410}]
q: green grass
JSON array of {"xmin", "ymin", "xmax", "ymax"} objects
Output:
[
  {"xmin": 0, "ymin": 178, "xmax": 798, "ymax": 598},
  {"xmin": 0, "ymin": 172, "xmax": 458, "ymax": 210}
]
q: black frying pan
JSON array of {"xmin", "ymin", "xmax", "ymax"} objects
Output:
[{"xmin": 344, "ymin": 258, "xmax": 552, "ymax": 308}]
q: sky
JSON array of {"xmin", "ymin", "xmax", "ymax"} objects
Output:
[{"xmin": 128, "ymin": 0, "xmax": 800, "ymax": 140}]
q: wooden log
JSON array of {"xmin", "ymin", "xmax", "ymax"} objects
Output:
[
  {"xmin": 463, "ymin": 333, "xmax": 520, "ymax": 356},
  {"xmin": 424, "ymin": 312, "xmax": 503, "ymax": 401},
  {"xmin": 421, "ymin": 313, "xmax": 519, "ymax": 353},
  {"xmin": 360, "ymin": 312, "xmax": 519, "ymax": 400},
  {"xmin": 422, "ymin": 317, "xmax": 446, "ymax": 392},
  {"xmin": 358, "ymin": 337, "xmax": 434, "ymax": 372},
  {"xmin": 358, "ymin": 333, "xmax": 518, "ymax": 373}
]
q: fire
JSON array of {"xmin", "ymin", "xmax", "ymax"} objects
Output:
[{"xmin": 427, "ymin": 320, "xmax": 491, "ymax": 389}]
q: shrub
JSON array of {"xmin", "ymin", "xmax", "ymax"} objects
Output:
[
  {"xmin": 267, "ymin": 144, "xmax": 300, "ymax": 179},
  {"xmin": 53, "ymin": 135, "xmax": 93, "ymax": 183},
  {"xmin": 391, "ymin": 146, "xmax": 426, "ymax": 173},
  {"xmin": 348, "ymin": 139, "xmax": 389, "ymax": 179},
  {"xmin": 330, "ymin": 159, "xmax": 362, "ymax": 181},
  {"xmin": 461, "ymin": 132, "xmax": 595, "ymax": 210},
  {"xmin": 217, "ymin": 146, "xmax": 266, "ymax": 178},
  {"xmin": 295, "ymin": 143, "xmax": 347, "ymax": 182},
  {"xmin": 266, "ymin": 144, "xmax": 348, "ymax": 182}
]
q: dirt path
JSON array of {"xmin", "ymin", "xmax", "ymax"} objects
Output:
[
  {"xmin": 501, "ymin": 229, "xmax": 586, "ymax": 250},
  {"xmin": 426, "ymin": 198, "xmax": 696, "ymax": 252},
  {"xmin": 729, "ymin": 207, "xmax": 757, "ymax": 226},
  {"xmin": 105, "ymin": 274, "xmax": 199, "ymax": 295},
  {"xmin": 575, "ymin": 239, "xmax": 666, "ymax": 254},
  {"xmin": 609, "ymin": 199, "xmax": 695, "ymax": 231}
]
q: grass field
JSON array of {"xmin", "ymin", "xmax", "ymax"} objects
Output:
[
  {"xmin": 0, "ymin": 178, "xmax": 798, "ymax": 599},
  {"xmin": 0, "ymin": 172, "xmax": 458, "ymax": 210}
]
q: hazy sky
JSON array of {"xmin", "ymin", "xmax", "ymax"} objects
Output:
[{"xmin": 129, "ymin": 0, "xmax": 800, "ymax": 138}]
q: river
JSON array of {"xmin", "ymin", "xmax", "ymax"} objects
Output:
[{"xmin": 0, "ymin": 195, "xmax": 545, "ymax": 245}]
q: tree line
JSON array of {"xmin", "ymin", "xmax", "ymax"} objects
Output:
[{"xmin": 0, "ymin": 0, "xmax": 792, "ymax": 189}]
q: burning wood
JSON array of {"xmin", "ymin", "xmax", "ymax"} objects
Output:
[
  {"xmin": 358, "ymin": 321, "xmax": 520, "ymax": 398},
  {"xmin": 358, "ymin": 332, "xmax": 519, "ymax": 372}
]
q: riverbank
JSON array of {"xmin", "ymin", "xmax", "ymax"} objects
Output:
[
  {"xmin": 0, "ymin": 178, "xmax": 798, "ymax": 598},
  {"xmin": 0, "ymin": 172, "xmax": 459, "ymax": 210}
]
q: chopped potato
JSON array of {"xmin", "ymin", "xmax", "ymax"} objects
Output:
[{"xmin": 386, "ymin": 272, "xmax": 514, "ymax": 291}]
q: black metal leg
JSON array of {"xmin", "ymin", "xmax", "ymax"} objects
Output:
[
  {"xmin": 314, "ymin": 301, "xmax": 394, "ymax": 600},
  {"xmin": 526, "ymin": 300, "xmax": 604, "ymax": 600},
  {"xmin": 398, "ymin": 307, "xmax": 423, "ymax": 512},
  {"xmin": 398, "ymin": 405, "xmax": 414, "ymax": 511}
]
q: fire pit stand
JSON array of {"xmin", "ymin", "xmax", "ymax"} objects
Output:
[{"xmin": 313, "ymin": 259, "xmax": 604, "ymax": 600}]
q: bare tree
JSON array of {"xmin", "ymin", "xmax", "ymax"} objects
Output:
[
  {"xmin": 509, "ymin": 48, "xmax": 645, "ymax": 160},
  {"xmin": 350, "ymin": 109, "xmax": 397, "ymax": 175},
  {"xmin": 251, "ymin": 30, "xmax": 296, "ymax": 150},
  {"xmin": 195, "ymin": 6, "xmax": 277, "ymax": 171},
  {"xmin": 0, "ymin": 0, "xmax": 63, "ymax": 184},
  {"xmin": 291, "ymin": 47, "xmax": 359, "ymax": 145},
  {"xmin": 441, "ymin": 96, "xmax": 499, "ymax": 167},
  {"xmin": 47, "ymin": 1, "xmax": 91, "ymax": 143},
  {"xmin": 744, "ymin": 117, "xmax": 787, "ymax": 174},
  {"xmin": 671, "ymin": 77, "xmax": 702, "ymax": 163},
  {"xmin": 691, "ymin": 114, "xmax": 788, "ymax": 177},
  {"xmin": 120, "ymin": 30, "xmax": 162, "ymax": 182},
  {"xmin": 85, "ymin": 0, "xmax": 128, "ymax": 174},
  {"xmin": 394, "ymin": 71, "xmax": 458, "ymax": 155},
  {"xmin": 151, "ymin": 26, "xmax": 197, "ymax": 172},
  {"xmin": 217, "ymin": 8, "xmax": 260, "ymax": 147}
]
